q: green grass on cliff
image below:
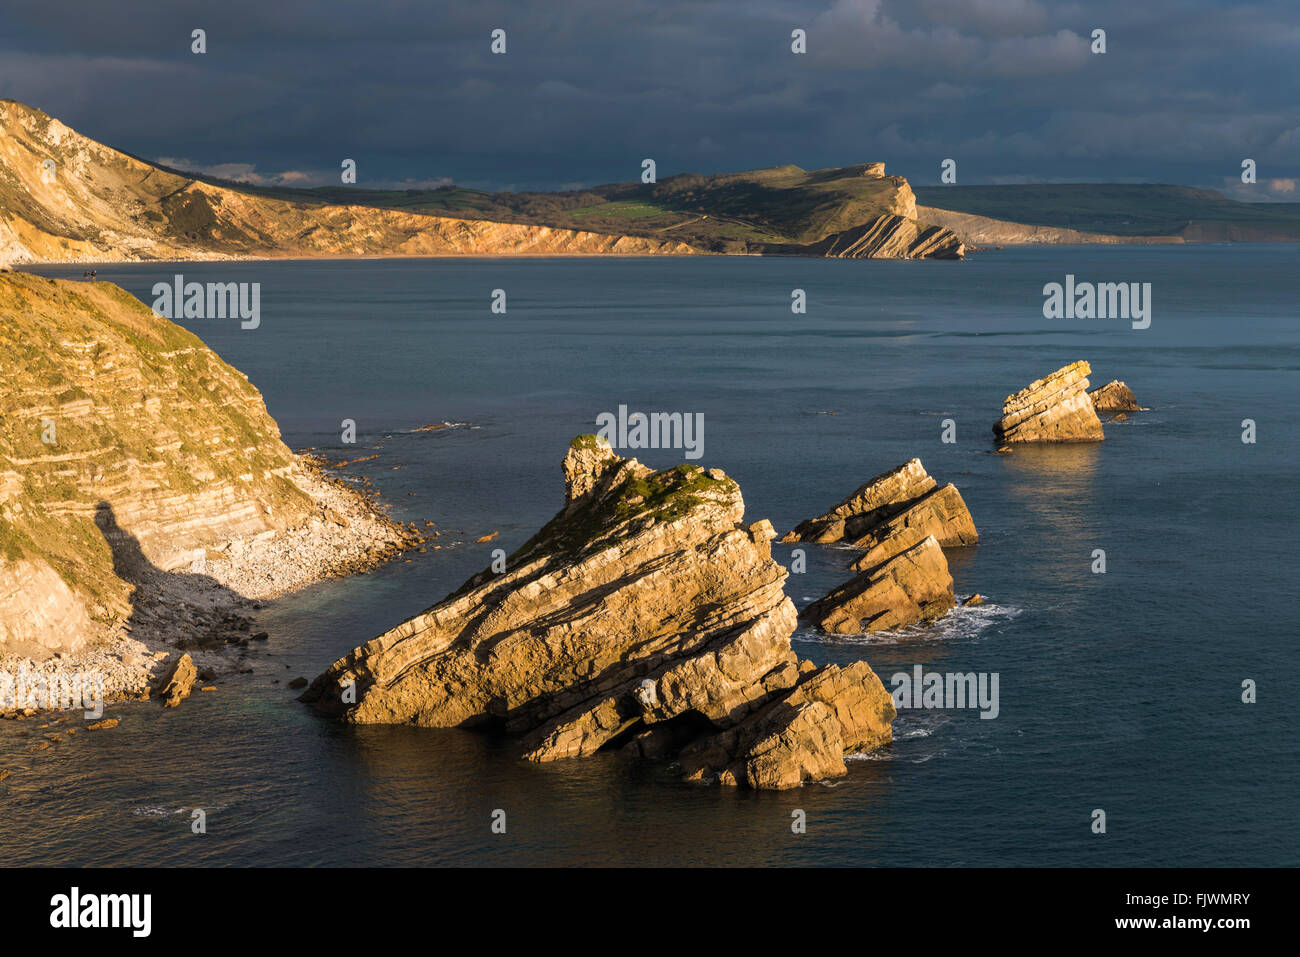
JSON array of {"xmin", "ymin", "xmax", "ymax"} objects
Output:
[
  {"xmin": 0, "ymin": 273, "xmax": 312, "ymax": 605},
  {"xmin": 181, "ymin": 163, "xmax": 917, "ymax": 254}
]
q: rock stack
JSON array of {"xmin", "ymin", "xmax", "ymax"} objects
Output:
[
  {"xmin": 785, "ymin": 459, "xmax": 978, "ymax": 634},
  {"xmin": 1089, "ymin": 379, "xmax": 1142, "ymax": 414},
  {"xmin": 992, "ymin": 361, "xmax": 1105, "ymax": 443},
  {"xmin": 303, "ymin": 437, "xmax": 897, "ymax": 790}
]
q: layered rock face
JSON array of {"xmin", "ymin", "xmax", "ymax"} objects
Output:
[
  {"xmin": 0, "ymin": 273, "xmax": 407, "ymax": 658},
  {"xmin": 992, "ymin": 361, "xmax": 1105, "ymax": 443},
  {"xmin": 781, "ymin": 459, "xmax": 936, "ymax": 545},
  {"xmin": 0, "ymin": 101, "xmax": 697, "ymax": 265},
  {"xmin": 1089, "ymin": 379, "xmax": 1141, "ymax": 413},
  {"xmin": 786, "ymin": 458, "xmax": 976, "ymax": 635},
  {"xmin": 304, "ymin": 437, "xmax": 896, "ymax": 789},
  {"xmin": 808, "ymin": 215, "xmax": 965, "ymax": 260},
  {"xmin": 782, "ymin": 458, "xmax": 977, "ymax": 569},
  {"xmin": 803, "ymin": 537, "xmax": 955, "ymax": 635}
]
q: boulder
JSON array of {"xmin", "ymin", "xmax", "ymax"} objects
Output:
[
  {"xmin": 156, "ymin": 653, "xmax": 196, "ymax": 708},
  {"xmin": 1089, "ymin": 379, "xmax": 1142, "ymax": 413},
  {"xmin": 678, "ymin": 661, "xmax": 897, "ymax": 789},
  {"xmin": 802, "ymin": 536, "xmax": 955, "ymax": 634},
  {"xmin": 992, "ymin": 361, "xmax": 1105, "ymax": 443},
  {"xmin": 303, "ymin": 437, "xmax": 895, "ymax": 788}
]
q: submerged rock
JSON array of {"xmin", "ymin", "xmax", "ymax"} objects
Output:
[
  {"xmin": 802, "ymin": 536, "xmax": 955, "ymax": 635},
  {"xmin": 1089, "ymin": 379, "xmax": 1142, "ymax": 413},
  {"xmin": 303, "ymin": 437, "xmax": 895, "ymax": 788},
  {"xmin": 993, "ymin": 361, "xmax": 1105, "ymax": 443}
]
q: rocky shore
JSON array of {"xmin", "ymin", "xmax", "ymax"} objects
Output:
[{"xmin": 0, "ymin": 272, "xmax": 416, "ymax": 712}]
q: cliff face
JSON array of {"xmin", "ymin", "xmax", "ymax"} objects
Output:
[
  {"xmin": 0, "ymin": 273, "xmax": 405, "ymax": 659},
  {"xmin": 0, "ymin": 100, "xmax": 698, "ymax": 265},
  {"xmin": 304, "ymin": 438, "xmax": 897, "ymax": 789},
  {"xmin": 0, "ymin": 100, "xmax": 961, "ymax": 264}
]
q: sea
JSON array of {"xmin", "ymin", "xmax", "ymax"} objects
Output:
[{"xmin": 3, "ymin": 245, "xmax": 1297, "ymax": 866}]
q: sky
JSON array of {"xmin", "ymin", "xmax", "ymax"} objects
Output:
[{"xmin": 1, "ymin": 0, "xmax": 1296, "ymax": 198}]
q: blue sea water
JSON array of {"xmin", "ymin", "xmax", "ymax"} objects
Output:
[{"xmin": 3, "ymin": 246, "xmax": 1297, "ymax": 866}]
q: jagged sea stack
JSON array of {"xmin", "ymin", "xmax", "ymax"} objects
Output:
[
  {"xmin": 993, "ymin": 361, "xmax": 1105, "ymax": 444},
  {"xmin": 303, "ymin": 437, "xmax": 898, "ymax": 790}
]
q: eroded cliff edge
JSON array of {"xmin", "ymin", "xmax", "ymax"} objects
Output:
[
  {"xmin": 0, "ymin": 101, "xmax": 962, "ymax": 264},
  {"xmin": 302, "ymin": 437, "xmax": 897, "ymax": 790},
  {"xmin": 0, "ymin": 272, "xmax": 413, "ymax": 692}
]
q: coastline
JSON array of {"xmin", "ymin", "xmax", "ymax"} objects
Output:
[{"xmin": 0, "ymin": 456, "xmax": 418, "ymax": 711}]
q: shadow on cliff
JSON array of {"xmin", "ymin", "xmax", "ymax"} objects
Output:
[{"xmin": 94, "ymin": 501, "xmax": 261, "ymax": 652}]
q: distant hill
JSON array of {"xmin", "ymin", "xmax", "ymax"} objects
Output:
[
  {"xmin": 0, "ymin": 100, "xmax": 963, "ymax": 263},
  {"xmin": 914, "ymin": 184, "xmax": 1300, "ymax": 242},
  {"xmin": 232, "ymin": 161, "xmax": 966, "ymax": 258}
]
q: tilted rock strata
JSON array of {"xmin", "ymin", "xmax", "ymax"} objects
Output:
[
  {"xmin": 0, "ymin": 273, "xmax": 411, "ymax": 661},
  {"xmin": 0, "ymin": 101, "xmax": 698, "ymax": 265},
  {"xmin": 781, "ymin": 458, "xmax": 935, "ymax": 544},
  {"xmin": 783, "ymin": 458, "xmax": 978, "ymax": 564},
  {"xmin": 992, "ymin": 361, "xmax": 1105, "ymax": 443},
  {"xmin": 847, "ymin": 483, "xmax": 978, "ymax": 571},
  {"xmin": 304, "ymin": 437, "xmax": 896, "ymax": 788},
  {"xmin": 802, "ymin": 536, "xmax": 955, "ymax": 635},
  {"xmin": 803, "ymin": 215, "xmax": 965, "ymax": 260},
  {"xmin": 1089, "ymin": 379, "xmax": 1141, "ymax": 413},
  {"xmin": 678, "ymin": 661, "xmax": 897, "ymax": 789}
]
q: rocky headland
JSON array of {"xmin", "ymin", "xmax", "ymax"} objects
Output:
[
  {"xmin": 302, "ymin": 437, "xmax": 898, "ymax": 790},
  {"xmin": 0, "ymin": 100, "xmax": 961, "ymax": 265},
  {"xmin": 0, "ymin": 272, "xmax": 415, "ymax": 705}
]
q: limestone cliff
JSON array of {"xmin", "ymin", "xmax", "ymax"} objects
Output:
[
  {"xmin": 0, "ymin": 272, "xmax": 409, "ymax": 660},
  {"xmin": 0, "ymin": 101, "xmax": 698, "ymax": 265},
  {"xmin": 993, "ymin": 361, "xmax": 1105, "ymax": 444},
  {"xmin": 0, "ymin": 101, "xmax": 961, "ymax": 264},
  {"xmin": 303, "ymin": 437, "xmax": 896, "ymax": 789}
]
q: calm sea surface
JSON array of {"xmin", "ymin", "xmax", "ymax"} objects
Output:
[{"xmin": 5, "ymin": 246, "xmax": 1298, "ymax": 866}]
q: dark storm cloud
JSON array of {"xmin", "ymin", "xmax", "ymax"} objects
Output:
[{"xmin": 0, "ymin": 0, "xmax": 1295, "ymax": 195}]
